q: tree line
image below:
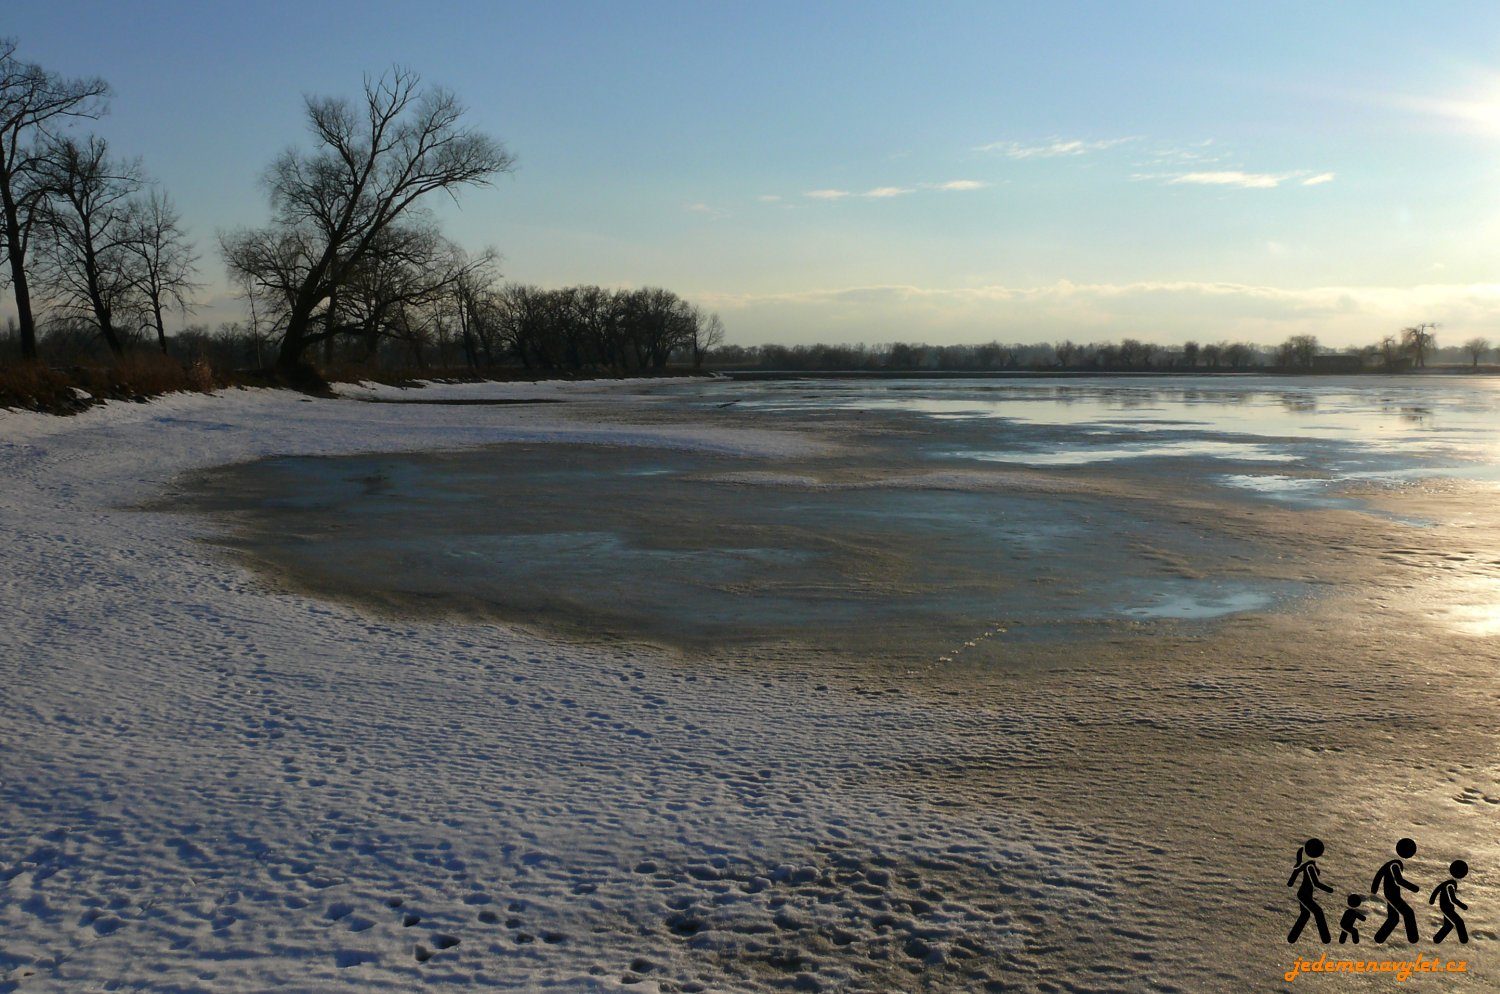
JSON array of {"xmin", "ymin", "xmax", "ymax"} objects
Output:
[
  {"xmin": 182, "ymin": 282, "xmax": 724, "ymax": 374},
  {"xmin": 711, "ymin": 325, "xmax": 1494, "ymax": 374},
  {"xmin": 712, "ymin": 339, "xmax": 1265, "ymax": 372},
  {"xmin": 0, "ymin": 41, "xmax": 724, "ymax": 380},
  {"xmin": 0, "ymin": 40, "xmax": 199, "ymax": 362}
]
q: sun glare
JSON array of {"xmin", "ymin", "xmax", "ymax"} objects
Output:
[{"xmin": 1432, "ymin": 571, "xmax": 1500, "ymax": 636}]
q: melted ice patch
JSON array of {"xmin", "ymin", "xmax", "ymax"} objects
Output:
[
  {"xmin": 1121, "ymin": 587, "xmax": 1278, "ymax": 620},
  {"xmin": 944, "ymin": 440, "xmax": 1299, "ymax": 466}
]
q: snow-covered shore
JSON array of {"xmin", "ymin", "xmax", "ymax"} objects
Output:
[
  {"xmin": 5, "ymin": 381, "xmax": 1497, "ymax": 993},
  {"xmin": 0, "ymin": 385, "xmax": 1052, "ymax": 993}
]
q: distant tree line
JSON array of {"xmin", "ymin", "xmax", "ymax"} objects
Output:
[
  {"xmin": 708, "ymin": 338, "xmax": 1266, "ymax": 372},
  {"xmin": 708, "ymin": 324, "xmax": 1496, "ymax": 374},
  {"xmin": 148, "ymin": 282, "xmax": 725, "ymax": 374}
]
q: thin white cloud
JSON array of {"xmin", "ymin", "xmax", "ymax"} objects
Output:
[
  {"xmin": 1168, "ymin": 170, "xmax": 1290, "ymax": 189},
  {"xmin": 1134, "ymin": 139, "xmax": 1226, "ymax": 168},
  {"xmin": 1160, "ymin": 169, "xmax": 1335, "ymax": 190},
  {"xmin": 797, "ymin": 181, "xmax": 984, "ymax": 202},
  {"xmin": 758, "ymin": 194, "xmax": 782, "ymax": 203},
  {"xmin": 923, "ymin": 179, "xmax": 988, "ymax": 191},
  {"xmin": 977, "ymin": 136, "xmax": 1137, "ymax": 159},
  {"xmin": 684, "ymin": 201, "xmax": 728, "ymax": 219}
]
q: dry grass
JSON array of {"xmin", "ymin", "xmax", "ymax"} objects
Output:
[
  {"xmin": 0, "ymin": 362, "xmax": 86, "ymax": 413},
  {"xmin": 0, "ymin": 353, "xmax": 713, "ymax": 415},
  {"xmin": 0, "ymin": 353, "xmax": 234, "ymax": 414}
]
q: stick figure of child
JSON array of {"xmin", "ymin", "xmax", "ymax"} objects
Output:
[
  {"xmin": 1430, "ymin": 860, "xmax": 1470, "ymax": 944},
  {"xmin": 1339, "ymin": 895, "xmax": 1367, "ymax": 943}
]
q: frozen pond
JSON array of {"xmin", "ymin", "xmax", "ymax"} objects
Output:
[
  {"xmin": 185, "ymin": 443, "xmax": 1297, "ymax": 662},
  {"xmin": 183, "ymin": 376, "xmax": 1500, "ymax": 660}
]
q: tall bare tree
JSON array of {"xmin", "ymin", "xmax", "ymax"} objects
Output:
[
  {"xmin": 619, "ymin": 287, "xmax": 697, "ymax": 371},
  {"xmin": 449, "ymin": 248, "xmax": 502, "ymax": 368},
  {"xmin": 36, "ymin": 135, "xmax": 142, "ymax": 356},
  {"xmin": 1377, "ymin": 334, "xmax": 1402, "ymax": 370},
  {"xmin": 0, "ymin": 38, "xmax": 109, "ymax": 359},
  {"xmin": 1401, "ymin": 322, "xmax": 1437, "ymax": 368},
  {"xmin": 1463, "ymin": 336, "xmax": 1491, "ymax": 369},
  {"xmin": 1283, "ymin": 334, "xmax": 1318, "ymax": 370},
  {"xmin": 124, "ymin": 189, "xmax": 200, "ymax": 354},
  {"xmin": 690, "ymin": 309, "xmax": 724, "ymax": 368},
  {"xmin": 1223, "ymin": 342, "xmax": 1254, "ymax": 369},
  {"xmin": 223, "ymin": 67, "xmax": 514, "ymax": 375},
  {"xmin": 1180, "ymin": 340, "xmax": 1200, "ymax": 369},
  {"xmin": 337, "ymin": 226, "xmax": 489, "ymax": 360}
]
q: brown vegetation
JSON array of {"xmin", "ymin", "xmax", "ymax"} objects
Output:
[{"xmin": 0, "ymin": 353, "xmax": 230, "ymax": 414}]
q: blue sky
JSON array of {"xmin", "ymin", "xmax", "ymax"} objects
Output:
[{"xmin": 8, "ymin": 1, "xmax": 1500, "ymax": 346}]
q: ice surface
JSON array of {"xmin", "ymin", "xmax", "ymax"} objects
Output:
[{"xmin": 4, "ymin": 379, "xmax": 1499, "ymax": 991}]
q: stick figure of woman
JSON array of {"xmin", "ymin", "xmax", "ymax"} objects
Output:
[
  {"xmin": 1372, "ymin": 837, "xmax": 1420, "ymax": 943},
  {"xmin": 1288, "ymin": 838, "xmax": 1334, "ymax": 943},
  {"xmin": 1430, "ymin": 860, "xmax": 1470, "ymax": 944}
]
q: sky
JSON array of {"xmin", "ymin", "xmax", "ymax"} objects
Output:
[{"xmin": 8, "ymin": 0, "xmax": 1500, "ymax": 347}]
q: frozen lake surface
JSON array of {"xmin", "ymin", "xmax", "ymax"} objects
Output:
[
  {"xmin": 8, "ymin": 379, "xmax": 1500, "ymax": 992},
  {"xmin": 669, "ymin": 375, "xmax": 1500, "ymax": 483},
  {"xmin": 187, "ymin": 376, "xmax": 1500, "ymax": 659}
]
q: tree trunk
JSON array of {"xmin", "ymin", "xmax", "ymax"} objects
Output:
[
  {"xmin": 0, "ymin": 182, "xmax": 37, "ymax": 360},
  {"xmin": 459, "ymin": 313, "xmax": 478, "ymax": 370},
  {"xmin": 153, "ymin": 301, "xmax": 168, "ymax": 355},
  {"xmin": 323, "ymin": 288, "xmax": 338, "ymax": 366},
  {"xmin": 98, "ymin": 319, "xmax": 125, "ymax": 356},
  {"xmin": 96, "ymin": 308, "xmax": 125, "ymax": 357},
  {"xmin": 86, "ymin": 284, "xmax": 124, "ymax": 357},
  {"xmin": 276, "ymin": 296, "xmax": 318, "ymax": 373}
]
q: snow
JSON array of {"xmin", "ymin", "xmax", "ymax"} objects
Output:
[{"xmin": 0, "ymin": 385, "xmax": 1045, "ymax": 992}]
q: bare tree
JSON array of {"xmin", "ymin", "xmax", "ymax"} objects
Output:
[
  {"xmin": 337, "ymin": 225, "xmax": 488, "ymax": 360},
  {"xmin": 0, "ymin": 38, "xmax": 109, "ymax": 359},
  {"xmin": 1462, "ymin": 336, "xmax": 1490, "ymax": 369},
  {"xmin": 1223, "ymin": 342, "xmax": 1254, "ymax": 369},
  {"xmin": 451, "ymin": 259, "xmax": 508, "ymax": 368},
  {"xmin": 445, "ymin": 246, "xmax": 500, "ymax": 369},
  {"xmin": 620, "ymin": 287, "xmax": 696, "ymax": 371},
  {"xmin": 1401, "ymin": 322, "xmax": 1437, "ymax": 368},
  {"xmin": 691, "ymin": 309, "xmax": 724, "ymax": 369},
  {"xmin": 1282, "ymin": 334, "xmax": 1318, "ymax": 370},
  {"xmin": 1117, "ymin": 338, "xmax": 1155, "ymax": 370},
  {"xmin": 1377, "ymin": 334, "xmax": 1402, "ymax": 370},
  {"xmin": 222, "ymin": 67, "xmax": 514, "ymax": 375},
  {"xmin": 124, "ymin": 189, "xmax": 200, "ymax": 354},
  {"xmin": 35, "ymin": 135, "xmax": 142, "ymax": 356}
]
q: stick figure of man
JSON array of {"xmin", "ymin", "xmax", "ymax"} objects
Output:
[
  {"xmin": 1339, "ymin": 895, "xmax": 1367, "ymax": 943},
  {"xmin": 1430, "ymin": 860, "xmax": 1470, "ymax": 944},
  {"xmin": 1372, "ymin": 838, "xmax": 1420, "ymax": 943}
]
